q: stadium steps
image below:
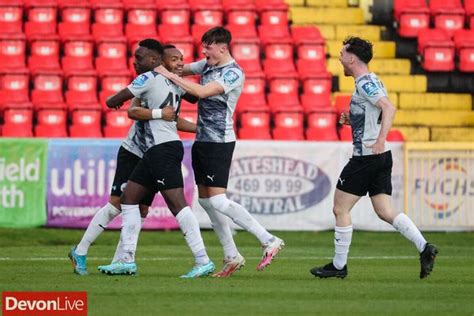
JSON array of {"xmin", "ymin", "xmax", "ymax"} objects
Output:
[
  {"xmin": 328, "ymin": 58, "xmax": 411, "ymax": 75},
  {"xmin": 399, "ymin": 93, "xmax": 473, "ymax": 111},
  {"xmin": 339, "ymin": 75, "xmax": 427, "ymax": 93},
  {"xmin": 326, "ymin": 40, "xmax": 396, "ymax": 58},
  {"xmin": 285, "ymin": 0, "xmax": 305, "ymax": 6},
  {"xmin": 393, "ymin": 126, "xmax": 431, "ymax": 142},
  {"xmin": 431, "ymin": 128, "xmax": 474, "ymax": 142},
  {"xmin": 394, "ymin": 111, "xmax": 474, "ymax": 127},
  {"xmin": 290, "ymin": 7, "xmax": 365, "ymax": 24},
  {"xmin": 305, "ymin": 0, "xmax": 349, "ymax": 7}
]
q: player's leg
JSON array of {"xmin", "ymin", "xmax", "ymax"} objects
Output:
[
  {"xmin": 197, "ymin": 185, "xmax": 244, "ymax": 277},
  {"xmin": 161, "ymin": 187, "xmax": 215, "ymax": 278},
  {"xmin": 369, "ymin": 151, "xmax": 437, "ymax": 278},
  {"xmin": 311, "ymin": 189, "xmax": 361, "ymax": 278},
  {"xmin": 69, "ymin": 147, "xmax": 138, "ymax": 275},
  {"xmin": 192, "ymin": 142, "xmax": 244, "ymax": 277},
  {"xmin": 371, "ymin": 194, "xmax": 438, "ymax": 278}
]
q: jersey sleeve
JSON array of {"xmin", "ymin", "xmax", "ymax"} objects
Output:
[
  {"xmin": 127, "ymin": 72, "xmax": 154, "ymax": 98},
  {"xmin": 358, "ymin": 78, "xmax": 387, "ymax": 106},
  {"xmin": 189, "ymin": 59, "xmax": 207, "ymax": 75},
  {"xmin": 215, "ymin": 67, "xmax": 244, "ymax": 94}
]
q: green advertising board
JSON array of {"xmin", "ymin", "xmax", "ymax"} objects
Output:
[{"xmin": 0, "ymin": 139, "xmax": 48, "ymax": 227}]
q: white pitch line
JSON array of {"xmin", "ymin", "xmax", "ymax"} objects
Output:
[{"xmin": 0, "ymin": 255, "xmax": 462, "ymax": 262}]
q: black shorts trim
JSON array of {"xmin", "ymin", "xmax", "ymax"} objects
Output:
[
  {"xmin": 336, "ymin": 150, "xmax": 393, "ymax": 197},
  {"xmin": 129, "ymin": 141, "xmax": 184, "ymax": 193},
  {"xmin": 192, "ymin": 141, "xmax": 235, "ymax": 188},
  {"xmin": 111, "ymin": 146, "xmax": 155, "ymax": 206}
]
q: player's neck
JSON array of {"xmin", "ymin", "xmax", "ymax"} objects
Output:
[
  {"xmin": 352, "ymin": 65, "xmax": 370, "ymax": 80},
  {"xmin": 215, "ymin": 53, "xmax": 233, "ymax": 67}
]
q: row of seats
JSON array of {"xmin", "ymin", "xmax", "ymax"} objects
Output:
[
  {"xmin": 417, "ymin": 28, "xmax": 474, "ymax": 72},
  {"xmin": 0, "ymin": 105, "xmax": 405, "ymax": 142},
  {"xmin": 394, "ymin": 0, "xmax": 474, "ymax": 38},
  {"xmin": 0, "ymin": 24, "xmax": 326, "ymax": 71},
  {"xmin": 0, "ymin": 0, "xmax": 289, "ymax": 38}
]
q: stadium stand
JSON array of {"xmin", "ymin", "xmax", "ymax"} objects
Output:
[{"xmin": 0, "ymin": 0, "xmax": 472, "ymax": 141}]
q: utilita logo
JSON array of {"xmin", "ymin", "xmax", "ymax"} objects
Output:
[{"xmin": 2, "ymin": 292, "xmax": 87, "ymax": 316}]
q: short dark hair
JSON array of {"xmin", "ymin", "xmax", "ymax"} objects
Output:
[
  {"xmin": 343, "ymin": 37, "xmax": 373, "ymax": 64},
  {"xmin": 163, "ymin": 44, "xmax": 177, "ymax": 50},
  {"xmin": 201, "ymin": 27, "xmax": 231, "ymax": 46},
  {"xmin": 138, "ymin": 38, "xmax": 164, "ymax": 56}
]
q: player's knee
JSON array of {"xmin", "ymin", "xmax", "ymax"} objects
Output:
[
  {"xmin": 332, "ymin": 206, "xmax": 347, "ymax": 218},
  {"xmin": 209, "ymin": 194, "xmax": 230, "ymax": 211},
  {"xmin": 198, "ymin": 198, "xmax": 212, "ymax": 211}
]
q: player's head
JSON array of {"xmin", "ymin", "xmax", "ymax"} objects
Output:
[
  {"xmin": 162, "ymin": 44, "xmax": 184, "ymax": 76},
  {"xmin": 134, "ymin": 39, "xmax": 164, "ymax": 74},
  {"xmin": 340, "ymin": 37, "xmax": 373, "ymax": 76},
  {"xmin": 200, "ymin": 26, "xmax": 232, "ymax": 66}
]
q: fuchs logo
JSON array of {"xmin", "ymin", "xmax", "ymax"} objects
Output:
[
  {"xmin": 2, "ymin": 292, "xmax": 87, "ymax": 316},
  {"xmin": 414, "ymin": 158, "xmax": 472, "ymax": 219},
  {"xmin": 227, "ymin": 156, "xmax": 331, "ymax": 215}
]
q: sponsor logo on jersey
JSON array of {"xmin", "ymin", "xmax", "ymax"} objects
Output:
[
  {"xmin": 132, "ymin": 74, "xmax": 149, "ymax": 87},
  {"xmin": 361, "ymin": 81, "xmax": 379, "ymax": 97},
  {"xmin": 223, "ymin": 69, "xmax": 240, "ymax": 86}
]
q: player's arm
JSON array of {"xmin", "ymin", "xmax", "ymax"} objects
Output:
[
  {"xmin": 106, "ymin": 88, "xmax": 134, "ymax": 109},
  {"xmin": 127, "ymin": 98, "xmax": 176, "ymax": 121},
  {"xmin": 182, "ymin": 93, "xmax": 198, "ymax": 104},
  {"xmin": 339, "ymin": 112, "xmax": 351, "ymax": 125},
  {"xmin": 366, "ymin": 96, "xmax": 396, "ymax": 154},
  {"xmin": 176, "ymin": 117, "xmax": 196, "ymax": 133},
  {"xmin": 182, "ymin": 64, "xmax": 195, "ymax": 76}
]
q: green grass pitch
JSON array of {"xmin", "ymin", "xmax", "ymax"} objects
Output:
[{"xmin": 0, "ymin": 228, "xmax": 473, "ymax": 315}]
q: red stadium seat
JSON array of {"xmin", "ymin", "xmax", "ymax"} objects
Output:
[
  {"xmin": 35, "ymin": 108, "xmax": 68, "ymax": 137},
  {"xmin": 272, "ymin": 110, "xmax": 304, "ymax": 140},
  {"xmin": 158, "ymin": 1, "xmax": 190, "ymax": 26},
  {"xmin": 1, "ymin": 108, "xmax": 34, "ymax": 137},
  {"xmin": 263, "ymin": 58, "xmax": 296, "ymax": 78},
  {"xmin": 393, "ymin": 0, "xmax": 429, "ymax": 38},
  {"xmin": 237, "ymin": 59, "xmax": 262, "ymax": 75},
  {"xmin": 387, "ymin": 129, "xmax": 405, "ymax": 142},
  {"xmin": 292, "ymin": 26, "xmax": 326, "ymax": 62},
  {"xmin": 24, "ymin": 2, "xmax": 57, "ymax": 37},
  {"xmin": 191, "ymin": 24, "xmax": 215, "ymax": 45},
  {"xmin": 0, "ymin": 34, "xmax": 26, "ymax": 69},
  {"xmin": 227, "ymin": 24, "xmax": 258, "ymax": 41},
  {"xmin": 125, "ymin": 3, "xmax": 157, "ymax": 44},
  {"xmin": 239, "ymin": 127, "xmax": 272, "ymax": 140},
  {"xmin": 231, "ymin": 39, "xmax": 260, "ymax": 61},
  {"xmin": 240, "ymin": 111, "xmax": 270, "ymax": 128},
  {"xmin": 256, "ymin": 0, "xmax": 288, "ymax": 26},
  {"xmin": 70, "ymin": 109, "xmax": 102, "ymax": 137},
  {"xmin": 103, "ymin": 110, "xmax": 133, "ymax": 138},
  {"xmin": 454, "ymin": 29, "xmax": 474, "ymax": 72},
  {"xmin": 242, "ymin": 73, "xmax": 265, "ymax": 96},
  {"xmin": 265, "ymin": 42, "xmax": 293, "ymax": 60},
  {"xmin": 267, "ymin": 73, "xmax": 299, "ymax": 94},
  {"xmin": 301, "ymin": 93, "xmax": 332, "ymax": 114},
  {"xmin": 418, "ymin": 29, "xmax": 455, "ymax": 71},
  {"xmin": 193, "ymin": 4, "xmax": 224, "ymax": 26},
  {"xmin": 334, "ymin": 95, "xmax": 351, "ymax": 114},
  {"xmin": 226, "ymin": 7, "xmax": 256, "ymax": 27},
  {"xmin": 95, "ymin": 38, "xmax": 128, "ymax": 74},
  {"xmin": 306, "ymin": 111, "xmax": 338, "ymax": 141},
  {"xmin": 267, "ymin": 92, "xmax": 302, "ymax": 113},
  {"xmin": 430, "ymin": 0, "xmax": 465, "ymax": 35},
  {"xmin": 178, "ymin": 109, "xmax": 197, "ymax": 140},
  {"xmin": 466, "ymin": 0, "xmax": 474, "ymax": 28},
  {"xmin": 92, "ymin": 3, "xmax": 124, "ymax": 38},
  {"xmin": 236, "ymin": 93, "xmax": 268, "ymax": 114},
  {"xmin": 0, "ymin": 69, "xmax": 29, "ymax": 104},
  {"xmin": 65, "ymin": 70, "xmax": 98, "ymax": 107},
  {"xmin": 338, "ymin": 124, "xmax": 352, "ymax": 141},
  {"xmin": 258, "ymin": 24, "xmax": 291, "ymax": 45},
  {"xmin": 58, "ymin": 1, "xmax": 91, "ymax": 37},
  {"xmin": 0, "ymin": 0, "xmax": 23, "ymax": 34},
  {"xmin": 31, "ymin": 69, "xmax": 63, "ymax": 106},
  {"xmin": 28, "ymin": 35, "xmax": 61, "ymax": 71},
  {"xmin": 62, "ymin": 36, "xmax": 94, "ymax": 72}
]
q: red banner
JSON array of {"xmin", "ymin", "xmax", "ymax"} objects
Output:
[{"xmin": 2, "ymin": 292, "xmax": 87, "ymax": 316}]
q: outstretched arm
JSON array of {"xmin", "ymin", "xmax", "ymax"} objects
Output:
[{"xmin": 155, "ymin": 65, "xmax": 224, "ymax": 98}]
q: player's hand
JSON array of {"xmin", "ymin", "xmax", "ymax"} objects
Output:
[
  {"xmin": 161, "ymin": 106, "xmax": 176, "ymax": 121},
  {"xmin": 364, "ymin": 140, "xmax": 385, "ymax": 155},
  {"xmin": 154, "ymin": 65, "xmax": 173, "ymax": 79},
  {"xmin": 339, "ymin": 112, "xmax": 351, "ymax": 125}
]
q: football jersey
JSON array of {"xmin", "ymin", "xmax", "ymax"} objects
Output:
[
  {"xmin": 349, "ymin": 72, "xmax": 388, "ymax": 156},
  {"xmin": 189, "ymin": 58, "xmax": 244, "ymax": 143},
  {"xmin": 121, "ymin": 71, "xmax": 185, "ymax": 157}
]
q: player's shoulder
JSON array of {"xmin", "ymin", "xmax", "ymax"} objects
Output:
[
  {"xmin": 357, "ymin": 73, "xmax": 381, "ymax": 97},
  {"xmin": 221, "ymin": 62, "xmax": 244, "ymax": 85},
  {"xmin": 131, "ymin": 71, "xmax": 161, "ymax": 87}
]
